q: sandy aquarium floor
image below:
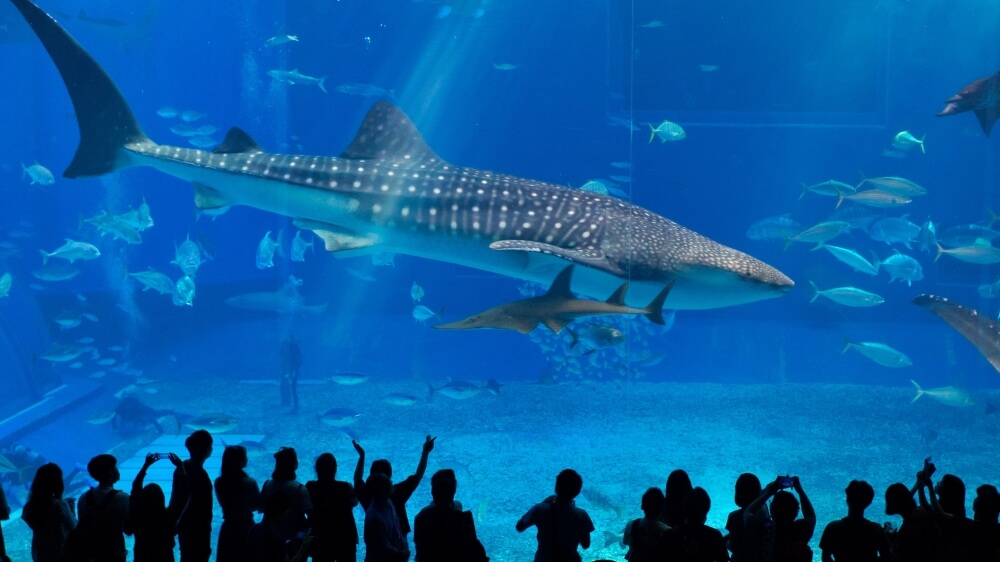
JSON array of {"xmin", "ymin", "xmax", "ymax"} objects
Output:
[{"xmin": 3, "ymin": 378, "xmax": 999, "ymax": 562}]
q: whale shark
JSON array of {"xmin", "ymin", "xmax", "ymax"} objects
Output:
[{"xmin": 9, "ymin": 0, "xmax": 793, "ymax": 310}]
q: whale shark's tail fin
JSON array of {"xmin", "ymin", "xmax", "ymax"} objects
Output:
[{"xmin": 10, "ymin": 0, "xmax": 149, "ymax": 178}]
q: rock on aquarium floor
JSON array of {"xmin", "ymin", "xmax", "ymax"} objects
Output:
[{"xmin": 3, "ymin": 378, "xmax": 998, "ymax": 562}]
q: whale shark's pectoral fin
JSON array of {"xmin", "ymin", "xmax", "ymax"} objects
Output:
[
  {"xmin": 193, "ymin": 183, "xmax": 230, "ymax": 210},
  {"xmin": 293, "ymin": 218, "xmax": 379, "ymax": 254},
  {"xmin": 489, "ymin": 240, "xmax": 626, "ymax": 276}
]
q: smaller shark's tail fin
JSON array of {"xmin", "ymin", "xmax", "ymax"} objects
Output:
[
  {"xmin": 642, "ymin": 280, "xmax": 674, "ymax": 325},
  {"xmin": 919, "ymin": 134, "xmax": 926, "ymax": 154},
  {"xmin": 11, "ymin": 0, "xmax": 149, "ymax": 178},
  {"xmin": 910, "ymin": 379, "xmax": 924, "ymax": 403}
]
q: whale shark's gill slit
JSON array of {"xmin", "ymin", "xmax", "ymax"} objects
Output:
[{"xmin": 10, "ymin": 0, "xmax": 148, "ymax": 178}]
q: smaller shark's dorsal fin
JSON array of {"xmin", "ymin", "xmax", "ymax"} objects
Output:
[
  {"xmin": 340, "ymin": 101, "xmax": 443, "ymax": 163},
  {"xmin": 213, "ymin": 128, "xmax": 262, "ymax": 154},
  {"xmin": 606, "ymin": 283, "xmax": 628, "ymax": 306},
  {"xmin": 545, "ymin": 265, "xmax": 575, "ymax": 299}
]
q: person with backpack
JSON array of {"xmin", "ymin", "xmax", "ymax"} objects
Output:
[
  {"xmin": 21, "ymin": 463, "xmax": 78, "ymax": 562},
  {"xmin": 66, "ymin": 454, "xmax": 132, "ymax": 562}
]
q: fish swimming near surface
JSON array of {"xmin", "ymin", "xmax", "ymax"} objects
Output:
[
  {"xmin": 434, "ymin": 265, "xmax": 672, "ymax": 334},
  {"xmin": 912, "ymin": 294, "xmax": 1000, "ymax": 375},
  {"xmin": 910, "ymin": 379, "xmax": 974, "ymax": 408},
  {"xmin": 9, "ymin": 0, "xmax": 792, "ymax": 310},
  {"xmin": 936, "ymin": 71, "xmax": 1000, "ymax": 136}
]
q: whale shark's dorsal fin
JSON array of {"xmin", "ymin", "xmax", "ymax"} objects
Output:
[
  {"xmin": 340, "ymin": 101, "xmax": 443, "ymax": 163},
  {"xmin": 544, "ymin": 265, "xmax": 575, "ymax": 299},
  {"xmin": 213, "ymin": 128, "xmax": 262, "ymax": 154}
]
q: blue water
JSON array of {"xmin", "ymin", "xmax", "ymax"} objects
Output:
[{"xmin": 0, "ymin": 0, "xmax": 999, "ymax": 560}]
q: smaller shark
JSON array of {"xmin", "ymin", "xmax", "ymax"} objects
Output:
[
  {"xmin": 937, "ymin": 71, "xmax": 1000, "ymax": 136},
  {"xmin": 433, "ymin": 265, "xmax": 672, "ymax": 334}
]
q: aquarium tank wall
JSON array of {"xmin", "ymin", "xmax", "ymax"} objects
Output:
[{"xmin": 0, "ymin": 0, "xmax": 998, "ymax": 560}]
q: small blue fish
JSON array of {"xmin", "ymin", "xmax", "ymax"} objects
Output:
[
  {"xmin": 412, "ymin": 305, "xmax": 440, "ymax": 323},
  {"xmin": 291, "ymin": 230, "xmax": 313, "ymax": 262},
  {"xmin": 256, "ymin": 230, "xmax": 282, "ymax": 269}
]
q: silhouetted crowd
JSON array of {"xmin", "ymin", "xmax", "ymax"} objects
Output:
[{"xmin": 0, "ymin": 430, "xmax": 998, "ymax": 562}]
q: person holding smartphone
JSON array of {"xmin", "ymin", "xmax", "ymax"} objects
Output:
[{"xmin": 745, "ymin": 476, "xmax": 816, "ymax": 562}]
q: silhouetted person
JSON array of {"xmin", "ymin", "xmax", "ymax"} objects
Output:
[
  {"xmin": 364, "ymin": 473, "xmax": 410, "ymax": 562},
  {"xmin": 167, "ymin": 430, "xmax": 214, "ymax": 562},
  {"xmin": 413, "ymin": 469, "xmax": 488, "ymax": 562},
  {"xmin": 215, "ymin": 445, "xmax": 263, "ymax": 562},
  {"xmin": 21, "ymin": 462, "xmax": 77, "ymax": 562},
  {"xmin": 726, "ymin": 473, "xmax": 770, "ymax": 562},
  {"xmin": 280, "ymin": 335, "xmax": 302, "ymax": 413},
  {"xmin": 935, "ymin": 474, "xmax": 973, "ymax": 562},
  {"xmin": 306, "ymin": 452, "xmax": 359, "ymax": 562},
  {"xmin": 971, "ymin": 484, "xmax": 1000, "ymax": 561},
  {"xmin": 746, "ymin": 476, "xmax": 815, "ymax": 562},
  {"xmin": 622, "ymin": 487, "xmax": 668, "ymax": 562},
  {"xmin": 0, "ymin": 481, "xmax": 9, "ymax": 562},
  {"xmin": 354, "ymin": 435, "xmax": 436, "ymax": 539},
  {"xmin": 661, "ymin": 469, "xmax": 694, "ymax": 527},
  {"xmin": 131, "ymin": 453, "xmax": 181, "ymax": 562},
  {"xmin": 661, "ymin": 486, "xmax": 729, "ymax": 562},
  {"xmin": 71, "ymin": 454, "xmax": 131, "ymax": 562},
  {"xmin": 515, "ymin": 468, "xmax": 595, "ymax": 562},
  {"xmin": 819, "ymin": 480, "xmax": 889, "ymax": 562},
  {"xmin": 262, "ymin": 447, "xmax": 313, "ymax": 541},
  {"xmin": 884, "ymin": 471, "xmax": 943, "ymax": 562},
  {"xmin": 247, "ymin": 490, "xmax": 314, "ymax": 562}
]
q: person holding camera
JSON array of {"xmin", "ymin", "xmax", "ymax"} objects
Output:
[
  {"xmin": 883, "ymin": 458, "xmax": 944, "ymax": 562},
  {"xmin": 131, "ymin": 453, "xmax": 183, "ymax": 562},
  {"xmin": 745, "ymin": 476, "xmax": 816, "ymax": 562}
]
